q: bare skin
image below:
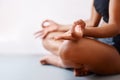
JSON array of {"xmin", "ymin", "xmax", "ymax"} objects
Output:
[{"xmin": 35, "ymin": 0, "xmax": 120, "ymax": 76}]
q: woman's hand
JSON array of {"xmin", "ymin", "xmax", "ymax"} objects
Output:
[
  {"xmin": 54, "ymin": 19, "xmax": 86, "ymax": 41},
  {"xmin": 35, "ymin": 19, "xmax": 60, "ymax": 38}
]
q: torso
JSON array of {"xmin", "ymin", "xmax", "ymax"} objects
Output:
[
  {"xmin": 94, "ymin": 0, "xmax": 109, "ymax": 23},
  {"xmin": 94, "ymin": 0, "xmax": 120, "ymax": 53}
]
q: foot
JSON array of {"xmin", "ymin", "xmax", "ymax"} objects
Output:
[
  {"xmin": 40, "ymin": 55, "xmax": 50, "ymax": 65},
  {"xmin": 40, "ymin": 55, "xmax": 67, "ymax": 68},
  {"xmin": 74, "ymin": 65, "xmax": 92, "ymax": 76}
]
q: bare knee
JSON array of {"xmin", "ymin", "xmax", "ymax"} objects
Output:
[
  {"xmin": 59, "ymin": 39, "xmax": 87, "ymax": 60},
  {"xmin": 58, "ymin": 40, "xmax": 83, "ymax": 68},
  {"xmin": 59, "ymin": 40, "xmax": 75, "ymax": 59},
  {"xmin": 42, "ymin": 38, "xmax": 49, "ymax": 50}
]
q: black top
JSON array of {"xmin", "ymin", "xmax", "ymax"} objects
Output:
[
  {"xmin": 94, "ymin": 0, "xmax": 120, "ymax": 53},
  {"xmin": 94, "ymin": 0, "xmax": 109, "ymax": 22}
]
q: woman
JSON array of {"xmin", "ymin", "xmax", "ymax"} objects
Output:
[{"xmin": 35, "ymin": 0, "xmax": 120, "ymax": 76}]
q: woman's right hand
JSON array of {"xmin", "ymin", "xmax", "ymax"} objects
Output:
[
  {"xmin": 35, "ymin": 19, "xmax": 60, "ymax": 39},
  {"xmin": 54, "ymin": 19, "xmax": 86, "ymax": 41}
]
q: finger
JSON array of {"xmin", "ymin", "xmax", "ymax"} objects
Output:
[
  {"xmin": 75, "ymin": 25, "xmax": 83, "ymax": 38},
  {"xmin": 41, "ymin": 19, "xmax": 53, "ymax": 28},
  {"xmin": 76, "ymin": 19, "xmax": 86, "ymax": 28},
  {"xmin": 34, "ymin": 30, "xmax": 43, "ymax": 35},
  {"xmin": 75, "ymin": 19, "xmax": 83, "ymax": 24},
  {"xmin": 54, "ymin": 35, "xmax": 73, "ymax": 40},
  {"xmin": 72, "ymin": 19, "xmax": 85, "ymax": 37},
  {"xmin": 35, "ymin": 34, "xmax": 42, "ymax": 39},
  {"xmin": 41, "ymin": 20, "xmax": 50, "ymax": 28},
  {"xmin": 35, "ymin": 28, "xmax": 50, "ymax": 38},
  {"xmin": 34, "ymin": 31, "xmax": 44, "ymax": 39},
  {"xmin": 40, "ymin": 30, "xmax": 49, "ymax": 39},
  {"xmin": 34, "ymin": 29, "xmax": 48, "ymax": 38},
  {"xmin": 71, "ymin": 21, "xmax": 84, "ymax": 39},
  {"xmin": 35, "ymin": 31, "xmax": 48, "ymax": 39},
  {"xmin": 71, "ymin": 24, "xmax": 81, "ymax": 39},
  {"xmin": 71, "ymin": 23, "xmax": 76, "ymax": 34},
  {"xmin": 54, "ymin": 34, "xmax": 75, "ymax": 40}
]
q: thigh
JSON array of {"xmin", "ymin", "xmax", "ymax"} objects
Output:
[{"xmin": 59, "ymin": 37, "xmax": 120, "ymax": 75}]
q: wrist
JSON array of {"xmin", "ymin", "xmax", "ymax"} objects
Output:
[
  {"xmin": 58, "ymin": 24, "xmax": 71, "ymax": 32},
  {"xmin": 83, "ymin": 27, "xmax": 89, "ymax": 37}
]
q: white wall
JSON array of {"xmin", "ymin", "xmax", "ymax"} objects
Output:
[{"xmin": 0, "ymin": 0, "xmax": 91, "ymax": 55}]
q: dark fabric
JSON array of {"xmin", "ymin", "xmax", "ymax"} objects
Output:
[
  {"xmin": 94, "ymin": 0, "xmax": 109, "ymax": 22},
  {"xmin": 94, "ymin": 0, "xmax": 120, "ymax": 53},
  {"xmin": 113, "ymin": 35, "xmax": 120, "ymax": 53}
]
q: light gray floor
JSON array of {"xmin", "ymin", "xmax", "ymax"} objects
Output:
[{"xmin": 0, "ymin": 55, "xmax": 120, "ymax": 80}]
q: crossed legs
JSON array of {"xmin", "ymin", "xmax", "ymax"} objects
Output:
[
  {"xmin": 59, "ymin": 38, "xmax": 120, "ymax": 75},
  {"xmin": 40, "ymin": 32, "xmax": 120, "ymax": 75}
]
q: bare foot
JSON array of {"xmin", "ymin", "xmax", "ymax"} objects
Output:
[
  {"xmin": 40, "ymin": 56, "xmax": 50, "ymax": 65},
  {"xmin": 40, "ymin": 55, "xmax": 67, "ymax": 68},
  {"xmin": 74, "ymin": 65, "xmax": 92, "ymax": 76}
]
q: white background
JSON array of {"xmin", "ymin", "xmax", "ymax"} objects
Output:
[{"xmin": 0, "ymin": 0, "xmax": 91, "ymax": 55}]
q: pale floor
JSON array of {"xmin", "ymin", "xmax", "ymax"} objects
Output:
[{"xmin": 0, "ymin": 54, "xmax": 120, "ymax": 80}]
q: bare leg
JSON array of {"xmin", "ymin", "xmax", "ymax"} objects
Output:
[
  {"xmin": 59, "ymin": 38, "xmax": 120, "ymax": 75},
  {"xmin": 40, "ymin": 54, "xmax": 91, "ymax": 76},
  {"xmin": 40, "ymin": 32, "xmax": 70, "ymax": 68},
  {"xmin": 40, "ymin": 54, "xmax": 68, "ymax": 68},
  {"xmin": 40, "ymin": 32, "xmax": 91, "ymax": 76}
]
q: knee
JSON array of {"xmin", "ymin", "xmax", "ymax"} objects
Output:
[
  {"xmin": 58, "ymin": 41, "xmax": 73, "ymax": 67},
  {"xmin": 59, "ymin": 40, "xmax": 77, "ymax": 62},
  {"xmin": 42, "ymin": 38, "xmax": 57, "ymax": 53},
  {"xmin": 58, "ymin": 40, "xmax": 85, "ymax": 68},
  {"xmin": 42, "ymin": 32, "xmax": 62, "ymax": 49},
  {"xmin": 42, "ymin": 38, "xmax": 48, "ymax": 50},
  {"xmin": 41, "ymin": 32, "xmax": 55, "ymax": 50},
  {"xmin": 42, "ymin": 32, "xmax": 62, "ymax": 55}
]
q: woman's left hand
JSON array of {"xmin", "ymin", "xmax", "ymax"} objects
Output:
[
  {"xmin": 34, "ymin": 19, "xmax": 61, "ymax": 39},
  {"xmin": 54, "ymin": 19, "xmax": 86, "ymax": 41}
]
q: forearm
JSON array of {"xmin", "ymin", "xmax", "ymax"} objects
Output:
[
  {"xmin": 57, "ymin": 20, "xmax": 94, "ymax": 32},
  {"xmin": 57, "ymin": 24, "xmax": 72, "ymax": 32},
  {"xmin": 84, "ymin": 23, "xmax": 120, "ymax": 38}
]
